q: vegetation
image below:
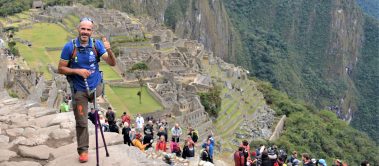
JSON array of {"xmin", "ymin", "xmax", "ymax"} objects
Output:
[
  {"xmin": 351, "ymin": 16, "xmax": 379, "ymax": 144},
  {"xmin": 223, "ymin": 0, "xmax": 379, "ymax": 143},
  {"xmin": 164, "ymin": 0, "xmax": 189, "ymax": 30},
  {"xmin": 7, "ymin": 41, "xmax": 20, "ymax": 57},
  {"xmin": 198, "ymin": 85, "xmax": 222, "ymax": 117},
  {"xmin": 256, "ymin": 81, "xmax": 379, "ymax": 165},
  {"xmin": 0, "ymin": 0, "xmax": 32, "ymax": 17}
]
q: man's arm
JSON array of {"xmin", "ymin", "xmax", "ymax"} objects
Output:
[
  {"xmin": 101, "ymin": 37, "xmax": 116, "ymax": 66},
  {"xmin": 58, "ymin": 60, "xmax": 91, "ymax": 78}
]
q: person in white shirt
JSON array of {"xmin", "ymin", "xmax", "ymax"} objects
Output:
[
  {"xmin": 171, "ymin": 123, "xmax": 182, "ymax": 142},
  {"xmin": 135, "ymin": 113, "xmax": 144, "ymax": 132}
]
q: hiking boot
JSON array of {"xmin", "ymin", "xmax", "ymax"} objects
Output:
[{"xmin": 79, "ymin": 152, "xmax": 88, "ymax": 163}]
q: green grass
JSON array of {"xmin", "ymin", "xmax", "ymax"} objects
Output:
[
  {"xmin": 15, "ymin": 23, "xmax": 71, "ymax": 79},
  {"xmin": 104, "ymin": 85, "xmax": 162, "ymax": 115},
  {"xmin": 99, "ymin": 62, "xmax": 122, "ymax": 81},
  {"xmin": 16, "ymin": 23, "xmax": 69, "ymax": 47}
]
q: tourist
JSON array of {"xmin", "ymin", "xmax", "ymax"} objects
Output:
[
  {"xmin": 182, "ymin": 137, "xmax": 195, "ymax": 160},
  {"xmin": 59, "ymin": 100, "xmax": 69, "ymax": 112},
  {"xmin": 170, "ymin": 137, "xmax": 181, "ymax": 157},
  {"xmin": 121, "ymin": 122, "xmax": 132, "ymax": 146},
  {"xmin": 58, "ymin": 16, "xmax": 116, "ymax": 163},
  {"xmin": 132, "ymin": 133, "xmax": 149, "ymax": 151},
  {"xmin": 157, "ymin": 126, "xmax": 168, "ymax": 142},
  {"xmin": 207, "ymin": 134, "xmax": 215, "ymax": 163},
  {"xmin": 106, "ymin": 107, "xmax": 118, "ymax": 133},
  {"xmin": 234, "ymin": 146, "xmax": 248, "ymax": 166},
  {"xmin": 155, "ymin": 135, "xmax": 166, "ymax": 152},
  {"xmin": 187, "ymin": 127, "xmax": 199, "ymax": 143},
  {"xmin": 302, "ymin": 153, "xmax": 314, "ymax": 166},
  {"xmin": 200, "ymin": 143, "xmax": 212, "ymax": 163},
  {"xmin": 171, "ymin": 123, "xmax": 182, "ymax": 143},
  {"xmin": 121, "ymin": 111, "xmax": 131, "ymax": 125},
  {"xmin": 135, "ymin": 113, "xmax": 144, "ymax": 132}
]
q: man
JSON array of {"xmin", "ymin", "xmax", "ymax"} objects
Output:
[
  {"xmin": 234, "ymin": 147, "xmax": 247, "ymax": 166},
  {"xmin": 121, "ymin": 112, "xmax": 130, "ymax": 125},
  {"xmin": 288, "ymin": 151, "xmax": 298, "ymax": 165},
  {"xmin": 58, "ymin": 17, "xmax": 116, "ymax": 163},
  {"xmin": 60, "ymin": 100, "xmax": 69, "ymax": 112},
  {"xmin": 143, "ymin": 120, "xmax": 154, "ymax": 150},
  {"xmin": 301, "ymin": 153, "xmax": 314, "ymax": 166},
  {"xmin": 200, "ymin": 143, "xmax": 212, "ymax": 163},
  {"xmin": 135, "ymin": 113, "xmax": 144, "ymax": 132},
  {"xmin": 105, "ymin": 107, "xmax": 116, "ymax": 125},
  {"xmin": 187, "ymin": 127, "xmax": 198, "ymax": 143},
  {"xmin": 207, "ymin": 133, "xmax": 215, "ymax": 163},
  {"xmin": 171, "ymin": 123, "xmax": 182, "ymax": 143}
]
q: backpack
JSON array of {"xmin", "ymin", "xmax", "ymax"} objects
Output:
[
  {"xmin": 68, "ymin": 38, "xmax": 100, "ymax": 67},
  {"xmin": 192, "ymin": 130, "xmax": 199, "ymax": 142}
]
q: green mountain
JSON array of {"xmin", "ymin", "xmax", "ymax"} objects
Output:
[
  {"xmin": 256, "ymin": 80, "xmax": 379, "ymax": 165},
  {"xmin": 222, "ymin": 0, "xmax": 379, "ymax": 143}
]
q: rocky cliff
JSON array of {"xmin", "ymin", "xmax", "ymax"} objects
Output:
[{"xmin": 104, "ymin": 0, "xmax": 243, "ymax": 65}]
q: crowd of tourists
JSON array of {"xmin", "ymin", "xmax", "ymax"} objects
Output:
[
  {"xmin": 233, "ymin": 142, "xmax": 372, "ymax": 166},
  {"xmin": 88, "ymin": 108, "xmax": 217, "ymax": 165}
]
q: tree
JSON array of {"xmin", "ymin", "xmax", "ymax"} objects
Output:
[
  {"xmin": 129, "ymin": 62, "xmax": 148, "ymax": 104},
  {"xmin": 199, "ymin": 85, "xmax": 222, "ymax": 117}
]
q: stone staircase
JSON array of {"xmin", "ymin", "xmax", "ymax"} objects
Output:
[{"xmin": 0, "ymin": 90, "xmax": 170, "ymax": 166}]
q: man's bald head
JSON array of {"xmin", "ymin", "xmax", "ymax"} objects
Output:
[{"xmin": 77, "ymin": 19, "xmax": 94, "ymax": 44}]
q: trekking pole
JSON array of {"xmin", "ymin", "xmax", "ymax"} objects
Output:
[{"xmin": 84, "ymin": 79, "xmax": 110, "ymax": 166}]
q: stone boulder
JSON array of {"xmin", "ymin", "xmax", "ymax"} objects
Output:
[
  {"xmin": 0, "ymin": 161, "xmax": 42, "ymax": 166},
  {"xmin": 47, "ymin": 144, "xmax": 167, "ymax": 166},
  {"xmin": 6, "ymin": 128, "xmax": 24, "ymax": 137},
  {"xmin": 0, "ymin": 149, "xmax": 17, "ymax": 162},
  {"xmin": 18, "ymin": 145, "xmax": 53, "ymax": 160},
  {"xmin": 0, "ymin": 135, "xmax": 9, "ymax": 143},
  {"xmin": 28, "ymin": 107, "xmax": 56, "ymax": 118},
  {"xmin": 49, "ymin": 129, "xmax": 71, "ymax": 140}
]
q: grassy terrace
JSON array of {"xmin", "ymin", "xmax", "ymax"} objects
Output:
[
  {"xmin": 16, "ymin": 23, "xmax": 70, "ymax": 79},
  {"xmin": 104, "ymin": 85, "xmax": 162, "ymax": 115}
]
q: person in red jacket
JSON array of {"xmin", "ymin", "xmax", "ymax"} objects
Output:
[
  {"xmin": 234, "ymin": 146, "xmax": 247, "ymax": 166},
  {"xmin": 155, "ymin": 135, "xmax": 166, "ymax": 152},
  {"xmin": 121, "ymin": 112, "xmax": 131, "ymax": 125}
]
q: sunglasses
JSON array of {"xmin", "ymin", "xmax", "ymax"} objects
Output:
[{"xmin": 80, "ymin": 17, "xmax": 93, "ymax": 23}]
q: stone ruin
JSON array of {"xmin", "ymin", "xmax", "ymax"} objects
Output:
[{"xmin": 39, "ymin": 5, "xmax": 144, "ymax": 39}]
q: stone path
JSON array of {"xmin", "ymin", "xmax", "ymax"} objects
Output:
[{"xmin": 0, "ymin": 90, "xmax": 169, "ymax": 166}]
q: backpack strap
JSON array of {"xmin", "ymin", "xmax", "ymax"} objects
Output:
[{"xmin": 69, "ymin": 38, "xmax": 100, "ymax": 67}]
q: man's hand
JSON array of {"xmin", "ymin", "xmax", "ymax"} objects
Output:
[
  {"xmin": 101, "ymin": 36, "xmax": 116, "ymax": 66},
  {"xmin": 75, "ymin": 69, "xmax": 91, "ymax": 78},
  {"xmin": 102, "ymin": 36, "xmax": 111, "ymax": 50}
]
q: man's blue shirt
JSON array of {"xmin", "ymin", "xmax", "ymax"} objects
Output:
[{"xmin": 60, "ymin": 37, "xmax": 107, "ymax": 92}]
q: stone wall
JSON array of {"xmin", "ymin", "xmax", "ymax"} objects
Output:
[
  {"xmin": 0, "ymin": 49, "xmax": 7, "ymax": 89},
  {"xmin": 46, "ymin": 81, "xmax": 58, "ymax": 108},
  {"xmin": 146, "ymin": 83, "xmax": 171, "ymax": 109},
  {"xmin": 27, "ymin": 76, "xmax": 45, "ymax": 102},
  {"xmin": 269, "ymin": 115, "xmax": 287, "ymax": 141}
]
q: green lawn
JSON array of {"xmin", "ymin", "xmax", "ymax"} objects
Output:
[
  {"xmin": 104, "ymin": 85, "xmax": 162, "ymax": 115},
  {"xmin": 99, "ymin": 62, "xmax": 122, "ymax": 81},
  {"xmin": 15, "ymin": 23, "xmax": 71, "ymax": 79}
]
